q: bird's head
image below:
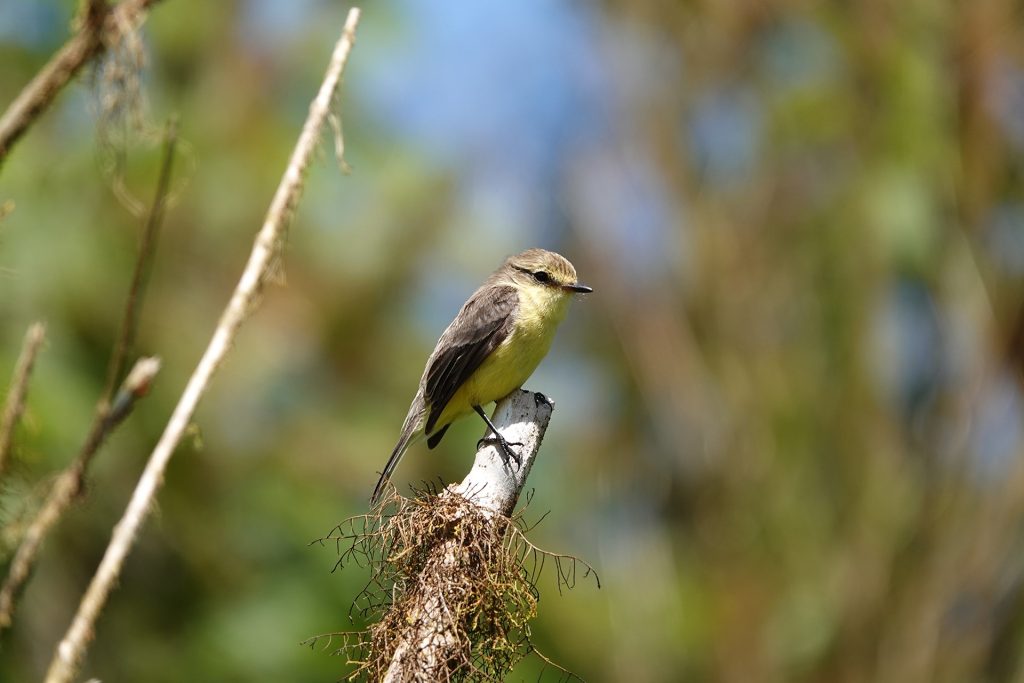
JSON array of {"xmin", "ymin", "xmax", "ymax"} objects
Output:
[{"xmin": 503, "ymin": 249, "xmax": 593, "ymax": 303}]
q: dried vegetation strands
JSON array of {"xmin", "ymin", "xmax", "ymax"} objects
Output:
[
  {"xmin": 308, "ymin": 486, "xmax": 598, "ymax": 681},
  {"xmin": 0, "ymin": 0, "xmax": 164, "ymax": 166}
]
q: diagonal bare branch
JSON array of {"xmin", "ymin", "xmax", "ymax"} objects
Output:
[
  {"xmin": 0, "ymin": 322, "xmax": 46, "ymax": 480},
  {"xmin": 0, "ymin": 0, "xmax": 164, "ymax": 167},
  {"xmin": 105, "ymin": 116, "xmax": 177, "ymax": 396},
  {"xmin": 0, "ymin": 118, "xmax": 176, "ymax": 634},
  {"xmin": 42, "ymin": 9, "xmax": 363, "ymax": 682},
  {"xmin": 0, "ymin": 357, "xmax": 160, "ymax": 632}
]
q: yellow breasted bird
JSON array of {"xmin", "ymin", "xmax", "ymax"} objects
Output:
[{"xmin": 371, "ymin": 248, "xmax": 592, "ymax": 504}]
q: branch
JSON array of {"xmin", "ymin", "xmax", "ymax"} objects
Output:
[
  {"xmin": 105, "ymin": 116, "xmax": 177, "ymax": 395},
  {"xmin": 0, "ymin": 0, "xmax": 164, "ymax": 167},
  {"xmin": 317, "ymin": 392, "xmax": 595, "ymax": 679},
  {"xmin": 0, "ymin": 357, "xmax": 160, "ymax": 632},
  {"xmin": 383, "ymin": 390, "xmax": 553, "ymax": 681},
  {"xmin": 42, "ymin": 9, "xmax": 363, "ymax": 682},
  {"xmin": 454, "ymin": 390, "xmax": 554, "ymax": 516},
  {"xmin": 0, "ymin": 119, "xmax": 176, "ymax": 634},
  {"xmin": 0, "ymin": 322, "xmax": 46, "ymax": 480}
]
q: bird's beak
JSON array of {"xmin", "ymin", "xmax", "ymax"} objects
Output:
[{"xmin": 565, "ymin": 282, "xmax": 593, "ymax": 294}]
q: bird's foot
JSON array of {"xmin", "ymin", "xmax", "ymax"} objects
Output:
[{"xmin": 477, "ymin": 433, "xmax": 524, "ymax": 469}]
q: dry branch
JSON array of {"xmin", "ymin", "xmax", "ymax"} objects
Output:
[
  {"xmin": 0, "ymin": 0, "xmax": 164, "ymax": 167},
  {"xmin": 42, "ymin": 9, "xmax": 363, "ymax": 682},
  {"xmin": 312, "ymin": 391, "xmax": 594, "ymax": 681},
  {"xmin": 382, "ymin": 390, "xmax": 553, "ymax": 681},
  {"xmin": 453, "ymin": 390, "xmax": 554, "ymax": 516},
  {"xmin": 0, "ymin": 119, "xmax": 176, "ymax": 634},
  {"xmin": 105, "ymin": 116, "xmax": 177, "ymax": 394},
  {"xmin": 0, "ymin": 322, "xmax": 46, "ymax": 480},
  {"xmin": 0, "ymin": 357, "xmax": 160, "ymax": 632}
]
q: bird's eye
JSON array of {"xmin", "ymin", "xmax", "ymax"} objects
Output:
[{"xmin": 533, "ymin": 270, "xmax": 551, "ymax": 284}]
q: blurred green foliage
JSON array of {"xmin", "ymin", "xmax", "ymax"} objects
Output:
[{"xmin": 3, "ymin": 0, "xmax": 1024, "ymax": 681}]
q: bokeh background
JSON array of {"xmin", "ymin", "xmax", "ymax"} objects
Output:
[{"xmin": 3, "ymin": 0, "xmax": 1024, "ymax": 681}]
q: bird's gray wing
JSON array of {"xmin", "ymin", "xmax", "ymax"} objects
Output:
[{"xmin": 423, "ymin": 284, "xmax": 518, "ymax": 434}]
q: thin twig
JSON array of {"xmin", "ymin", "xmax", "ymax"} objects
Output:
[
  {"xmin": 0, "ymin": 322, "xmax": 46, "ymax": 480},
  {"xmin": 0, "ymin": 357, "xmax": 160, "ymax": 632},
  {"xmin": 42, "ymin": 9, "xmax": 362, "ymax": 682},
  {"xmin": 0, "ymin": 120, "xmax": 175, "ymax": 633},
  {"xmin": 0, "ymin": 0, "xmax": 163, "ymax": 167},
  {"xmin": 104, "ymin": 116, "xmax": 177, "ymax": 396}
]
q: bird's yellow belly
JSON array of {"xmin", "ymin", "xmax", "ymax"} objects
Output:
[{"xmin": 432, "ymin": 317, "xmax": 559, "ymax": 429}]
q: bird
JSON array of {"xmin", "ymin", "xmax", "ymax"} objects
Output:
[{"xmin": 370, "ymin": 248, "xmax": 592, "ymax": 505}]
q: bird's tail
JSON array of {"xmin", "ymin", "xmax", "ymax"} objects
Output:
[{"xmin": 371, "ymin": 403, "xmax": 424, "ymax": 506}]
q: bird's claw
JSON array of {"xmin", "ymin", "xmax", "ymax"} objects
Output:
[{"xmin": 477, "ymin": 434, "xmax": 524, "ymax": 469}]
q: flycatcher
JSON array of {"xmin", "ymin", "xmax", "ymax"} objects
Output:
[{"xmin": 371, "ymin": 248, "xmax": 592, "ymax": 504}]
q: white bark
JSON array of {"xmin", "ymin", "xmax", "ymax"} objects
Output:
[
  {"xmin": 382, "ymin": 389, "xmax": 553, "ymax": 681},
  {"xmin": 455, "ymin": 390, "xmax": 554, "ymax": 516}
]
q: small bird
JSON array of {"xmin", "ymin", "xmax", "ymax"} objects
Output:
[{"xmin": 371, "ymin": 248, "xmax": 592, "ymax": 505}]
